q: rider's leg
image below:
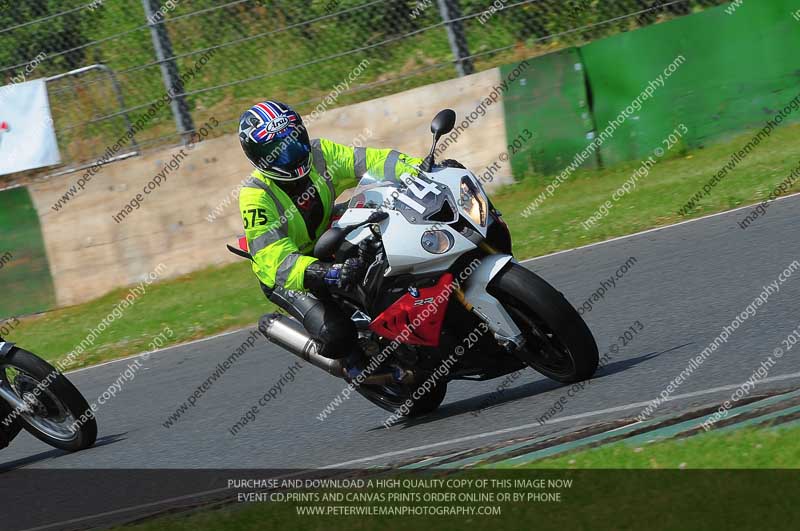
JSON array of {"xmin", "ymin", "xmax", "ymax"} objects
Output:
[
  {"xmin": 260, "ymin": 283, "xmax": 357, "ymax": 360},
  {"xmin": 260, "ymin": 284, "xmax": 402, "ymax": 382}
]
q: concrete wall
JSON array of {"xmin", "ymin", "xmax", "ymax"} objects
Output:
[{"xmin": 28, "ymin": 68, "xmax": 511, "ymax": 307}]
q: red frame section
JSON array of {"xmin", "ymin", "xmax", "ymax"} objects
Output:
[{"xmin": 369, "ymin": 273, "xmax": 454, "ymax": 347}]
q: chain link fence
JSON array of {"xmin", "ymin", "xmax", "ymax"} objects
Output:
[{"xmin": 0, "ymin": 0, "xmax": 727, "ymax": 176}]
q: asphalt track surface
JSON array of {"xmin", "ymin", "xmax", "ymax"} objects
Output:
[{"xmin": 3, "ymin": 195, "xmax": 800, "ymax": 471}]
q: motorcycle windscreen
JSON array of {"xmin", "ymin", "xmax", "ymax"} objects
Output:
[{"xmin": 349, "ymin": 173, "xmax": 457, "ymax": 224}]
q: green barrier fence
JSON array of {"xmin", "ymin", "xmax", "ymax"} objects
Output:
[
  {"xmin": 500, "ymin": 48, "xmax": 597, "ymax": 178},
  {"xmin": 0, "ymin": 186, "xmax": 56, "ymax": 318},
  {"xmin": 583, "ymin": 0, "xmax": 800, "ymax": 165},
  {"xmin": 504, "ymin": 0, "xmax": 800, "ymax": 175}
]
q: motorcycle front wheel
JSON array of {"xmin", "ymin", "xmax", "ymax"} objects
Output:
[
  {"xmin": 0, "ymin": 347, "xmax": 97, "ymax": 451},
  {"xmin": 488, "ymin": 262, "xmax": 599, "ymax": 383}
]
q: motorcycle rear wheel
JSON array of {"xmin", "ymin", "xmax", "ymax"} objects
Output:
[
  {"xmin": 488, "ymin": 263, "xmax": 598, "ymax": 383},
  {"xmin": 0, "ymin": 347, "xmax": 97, "ymax": 451}
]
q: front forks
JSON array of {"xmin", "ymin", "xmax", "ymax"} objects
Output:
[{"xmin": 456, "ymin": 254, "xmax": 525, "ymax": 348}]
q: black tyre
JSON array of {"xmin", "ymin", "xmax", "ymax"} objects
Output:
[
  {"xmin": 0, "ymin": 347, "xmax": 97, "ymax": 451},
  {"xmin": 488, "ymin": 263, "xmax": 598, "ymax": 383},
  {"xmin": 356, "ymin": 379, "xmax": 447, "ymax": 419}
]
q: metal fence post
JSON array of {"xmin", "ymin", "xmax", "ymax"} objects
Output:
[
  {"xmin": 141, "ymin": 0, "xmax": 194, "ymax": 141},
  {"xmin": 437, "ymin": 0, "xmax": 474, "ymax": 77}
]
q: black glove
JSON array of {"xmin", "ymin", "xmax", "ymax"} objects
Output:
[{"xmin": 304, "ymin": 258, "xmax": 365, "ymax": 292}]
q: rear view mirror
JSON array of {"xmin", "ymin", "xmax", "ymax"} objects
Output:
[
  {"xmin": 421, "ymin": 109, "xmax": 457, "ymax": 172},
  {"xmin": 430, "ymin": 109, "xmax": 456, "ymax": 140}
]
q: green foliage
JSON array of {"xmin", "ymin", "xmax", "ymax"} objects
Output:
[
  {"xmin": 460, "ymin": 0, "xmax": 722, "ymax": 50},
  {"xmin": 0, "ymin": 0, "xmax": 93, "ymax": 78},
  {"xmin": 0, "ymin": 0, "xmax": 726, "ymax": 165}
]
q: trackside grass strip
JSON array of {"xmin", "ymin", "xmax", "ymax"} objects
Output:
[{"xmin": 496, "ymin": 423, "xmax": 800, "ymax": 469}]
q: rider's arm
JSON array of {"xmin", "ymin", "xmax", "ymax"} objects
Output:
[
  {"xmin": 239, "ymin": 183, "xmax": 318, "ymax": 291},
  {"xmin": 313, "ymin": 138, "xmax": 423, "ymax": 196}
]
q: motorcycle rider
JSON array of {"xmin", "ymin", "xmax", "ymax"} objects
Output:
[{"xmin": 237, "ymin": 100, "xmax": 422, "ymax": 379}]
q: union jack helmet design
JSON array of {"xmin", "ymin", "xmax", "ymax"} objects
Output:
[{"xmin": 238, "ymin": 100, "xmax": 311, "ymax": 181}]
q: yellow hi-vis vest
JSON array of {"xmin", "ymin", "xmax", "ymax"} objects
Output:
[{"xmin": 238, "ymin": 138, "xmax": 421, "ymax": 291}]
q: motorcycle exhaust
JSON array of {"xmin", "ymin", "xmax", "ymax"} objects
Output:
[
  {"xmin": 258, "ymin": 313, "xmax": 402, "ymax": 385},
  {"xmin": 259, "ymin": 313, "xmax": 345, "ymax": 377}
]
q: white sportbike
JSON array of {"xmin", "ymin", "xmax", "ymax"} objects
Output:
[{"xmin": 234, "ymin": 109, "xmax": 599, "ymax": 417}]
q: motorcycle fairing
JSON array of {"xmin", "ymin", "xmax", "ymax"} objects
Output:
[
  {"xmin": 368, "ymin": 273, "xmax": 454, "ymax": 346},
  {"xmin": 462, "ymin": 254, "xmax": 523, "ymax": 341}
]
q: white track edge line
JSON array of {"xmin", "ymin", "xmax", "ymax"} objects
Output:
[
  {"xmin": 322, "ymin": 370, "xmax": 800, "ymax": 468},
  {"xmin": 64, "ymin": 327, "xmax": 254, "ymax": 375}
]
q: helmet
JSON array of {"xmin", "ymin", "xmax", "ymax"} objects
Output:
[{"xmin": 238, "ymin": 101, "xmax": 311, "ymax": 181}]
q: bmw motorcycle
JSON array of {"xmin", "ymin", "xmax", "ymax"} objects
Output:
[
  {"xmin": 0, "ymin": 339, "xmax": 97, "ymax": 451},
  {"xmin": 229, "ymin": 109, "xmax": 598, "ymax": 417}
]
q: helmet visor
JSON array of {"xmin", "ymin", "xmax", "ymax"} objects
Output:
[{"xmin": 251, "ymin": 128, "xmax": 310, "ymax": 174}]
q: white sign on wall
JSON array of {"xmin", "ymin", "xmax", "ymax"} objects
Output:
[{"xmin": 0, "ymin": 79, "xmax": 61, "ymax": 176}]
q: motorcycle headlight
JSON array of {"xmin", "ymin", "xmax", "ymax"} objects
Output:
[
  {"xmin": 421, "ymin": 230, "xmax": 454, "ymax": 254},
  {"xmin": 459, "ymin": 177, "xmax": 487, "ymax": 227}
]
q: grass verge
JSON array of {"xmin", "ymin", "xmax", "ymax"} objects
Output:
[
  {"xmin": 4, "ymin": 262, "xmax": 272, "ymax": 369},
  {"xmin": 6, "ymin": 121, "xmax": 800, "ymax": 369},
  {"xmin": 497, "ymin": 121, "xmax": 800, "ymax": 259},
  {"xmin": 500, "ymin": 423, "xmax": 800, "ymax": 469}
]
